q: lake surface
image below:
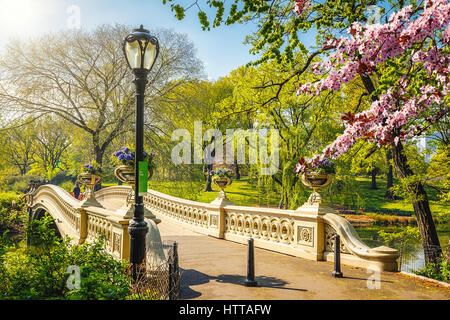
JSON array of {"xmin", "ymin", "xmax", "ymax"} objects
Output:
[{"xmin": 354, "ymin": 225, "xmax": 449, "ymax": 272}]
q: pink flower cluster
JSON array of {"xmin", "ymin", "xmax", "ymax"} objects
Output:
[
  {"xmin": 294, "ymin": 0, "xmax": 450, "ymax": 173},
  {"xmin": 298, "ymin": 0, "xmax": 450, "ymax": 96},
  {"xmin": 293, "ymin": 0, "xmax": 312, "ymax": 16}
]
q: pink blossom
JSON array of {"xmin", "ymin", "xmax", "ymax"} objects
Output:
[{"xmin": 295, "ymin": 0, "xmax": 450, "ymax": 172}]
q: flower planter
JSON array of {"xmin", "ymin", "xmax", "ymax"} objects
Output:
[
  {"xmin": 77, "ymin": 172, "xmax": 102, "ymax": 189},
  {"xmin": 114, "ymin": 164, "xmax": 153, "ymax": 206},
  {"xmin": 301, "ymin": 173, "xmax": 333, "ymax": 205},
  {"xmin": 114, "ymin": 165, "xmax": 153, "ymax": 186},
  {"xmin": 212, "ymin": 176, "xmax": 232, "ymax": 191},
  {"xmin": 76, "ymin": 172, "xmax": 103, "ymax": 207},
  {"xmin": 210, "ymin": 176, "xmax": 233, "ymax": 206}
]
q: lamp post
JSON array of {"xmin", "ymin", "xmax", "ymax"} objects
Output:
[{"xmin": 123, "ymin": 25, "xmax": 159, "ymax": 280}]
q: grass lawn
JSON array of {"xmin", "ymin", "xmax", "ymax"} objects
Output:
[
  {"xmin": 352, "ymin": 177, "xmax": 449, "ymax": 216},
  {"xmin": 99, "ymin": 176, "xmax": 448, "ymax": 216}
]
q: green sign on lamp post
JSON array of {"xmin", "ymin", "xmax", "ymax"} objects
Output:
[{"xmin": 138, "ymin": 161, "xmax": 148, "ymax": 196}]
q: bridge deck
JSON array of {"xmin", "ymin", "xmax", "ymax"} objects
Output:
[
  {"xmin": 95, "ymin": 197, "xmax": 449, "ymax": 300},
  {"xmin": 155, "ymin": 216, "xmax": 449, "ymax": 300}
]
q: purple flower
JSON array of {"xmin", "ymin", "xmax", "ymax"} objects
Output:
[
  {"xmin": 125, "ymin": 154, "xmax": 133, "ymax": 161},
  {"xmin": 121, "ymin": 147, "xmax": 130, "ymax": 153},
  {"xmin": 118, "ymin": 154, "xmax": 125, "ymax": 160},
  {"xmin": 114, "ymin": 150, "xmax": 123, "ymax": 157}
]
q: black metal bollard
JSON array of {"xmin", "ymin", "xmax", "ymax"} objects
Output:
[
  {"xmin": 332, "ymin": 233, "xmax": 343, "ymax": 278},
  {"xmin": 168, "ymin": 242, "xmax": 180, "ymax": 300},
  {"xmin": 244, "ymin": 238, "xmax": 258, "ymax": 287}
]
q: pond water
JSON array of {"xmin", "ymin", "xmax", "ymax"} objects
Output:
[{"xmin": 353, "ymin": 225, "xmax": 449, "ymax": 272}]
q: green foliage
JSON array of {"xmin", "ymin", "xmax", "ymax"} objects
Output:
[
  {"xmin": 378, "ymin": 226, "xmax": 421, "ymax": 248},
  {"xmin": 59, "ymin": 180, "xmax": 76, "ymax": 193},
  {"xmin": 160, "ymin": 0, "xmax": 398, "ymax": 67},
  {"xmin": 415, "ymin": 255, "xmax": 450, "ymax": 282},
  {"xmin": 436, "ymin": 211, "xmax": 449, "ymax": 225},
  {"xmin": 0, "ymin": 192, "xmax": 22, "ymax": 210},
  {"xmin": 0, "ymin": 214, "xmax": 137, "ymax": 300},
  {"xmin": 426, "ymin": 145, "xmax": 450, "ymax": 203},
  {"xmin": 0, "ymin": 192, "xmax": 26, "ymax": 233},
  {"xmin": 65, "ymin": 238, "xmax": 131, "ymax": 300}
]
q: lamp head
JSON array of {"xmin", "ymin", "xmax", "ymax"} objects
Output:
[{"xmin": 123, "ymin": 25, "xmax": 159, "ymax": 76}]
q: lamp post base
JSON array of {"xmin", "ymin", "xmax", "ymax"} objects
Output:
[
  {"xmin": 244, "ymin": 279, "xmax": 258, "ymax": 287},
  {"xmin": 332, "ymin": 271, "xmax": 343, "ymax": 278},
  {"xmin": 128, "ymin": 217, "xmax": 149, "ymax": 280}
]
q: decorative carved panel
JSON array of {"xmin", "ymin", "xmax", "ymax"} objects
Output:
[
  {"xmin": 324, "ymin": 223, "xmax": 350, "ymax": 253},
  {"xmin": 297, "ymin": 226, "xmax": 314, "ymax": 247}
]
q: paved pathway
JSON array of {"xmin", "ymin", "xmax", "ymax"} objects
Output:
[
  {"xmin": 99, "ymin": 199, "xmax": 449, "ymax": 300},
  {"xmin": 155, "ymin": 216, "xmax": 449, "ymax": 300}
]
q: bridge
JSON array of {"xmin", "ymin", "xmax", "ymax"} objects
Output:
[
  {"xmin": 24, "ymin": 184, "xmax": 450, "ymax": 299},
  {"xmin": 25, "ymin": 183, "xmax": 400, "ymax": 271}
]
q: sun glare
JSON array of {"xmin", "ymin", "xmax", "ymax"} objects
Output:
[{"xmin": 0, "ymin": 0, "xmax": 57, "ymax": 38}]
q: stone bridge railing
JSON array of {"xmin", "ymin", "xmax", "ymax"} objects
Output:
[
  {"xmin": 96, "ymin": 186, "xmax": 400, "ymax": 272},
  {"xmin": 28, "ymin": 185, "xmax": 131, "ymax": 261}
]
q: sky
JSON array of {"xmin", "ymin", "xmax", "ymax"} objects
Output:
[
  {"xmin": 0, "ymin": 0, "xmax": 270, "ymax": 80},
  {"xmin": 0, "ymin": 0, "xmax": 317, "ymax": 80}
]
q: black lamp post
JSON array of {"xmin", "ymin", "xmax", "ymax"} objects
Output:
[{"xmin": 123, "ymin": 25, "xmax": 159, "ymax": 280}]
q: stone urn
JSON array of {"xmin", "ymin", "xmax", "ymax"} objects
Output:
[
  {"xmin": 77, "ymin": 172, "xmax": 103, "ymax": 207},
  {"xmin": 212, "ymin": 176, "xmax": 232, "ymax": 191},
  {"xmin": 211, "ymin": 176, "xmax": 233, "ymax": 206},
  {"xmin": 301, "ymin": 173, "xmax": 333, "ymax": 205},
  {"xmin": 114, "ymin": 165, "xmax": 153, "ymax": 188},
  {"xmin": 114, "ymin": 164, "xmax": 153, "ymax": 204},
  {"xmin": 114, "ymin": 164, "xmax": 160, "ymax": 224}
]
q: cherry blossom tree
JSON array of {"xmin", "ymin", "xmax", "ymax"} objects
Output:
[{"xmin": 294, "ymin": 0, "xmax": 449, "ymax": 263}]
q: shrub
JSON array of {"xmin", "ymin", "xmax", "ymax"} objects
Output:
[
  {"xmin": 0, "ymin": 192, "xmax": 22, "ymax": 210},
  {"xmin": 0, "ymin": 192, "xmax": 27, "ymax": 234},
  {"xmin": 65, "ymin": 238, "xmax": 131, "ymax": 300},
  {"xmin": 436, "ymin": 211, "xmax": 449, "ymax": 225},
  {"xmin": 59, "ymin": 181, "xmax": 76, "ymax": 193},
  {"xmin": 414, "ymin": 255, "xmax": 450, "ymax": 283},
  {"xmin": 0, "ymin": 214, "xmax": 160, "ymax": 300},
  {"xmin": 0, "ymin": 175, "xmax": 42, "ymax": 193}
]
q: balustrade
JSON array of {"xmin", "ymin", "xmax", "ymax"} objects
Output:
[{"xmin": 28, "ymin": 184, "xmax": 400, "ymax": 271}]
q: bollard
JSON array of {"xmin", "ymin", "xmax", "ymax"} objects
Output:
[
  {"xmin": 168, "ymin": 242, "xmax": 180, "ymax": 300},
  {"xmin": 244, "ymin": 238, "xmax": 258, "ymax": 287},
  {"xmin": 332, "ymin": 233, "xmax": 343, "ymax": 278}
]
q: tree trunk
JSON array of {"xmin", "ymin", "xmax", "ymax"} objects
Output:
[
  {"xmin": 203, "ymin": 147, "xmax": 215, "ymax": 192},
  {"xmin": 370, "ymin": 168, "xmax": 378, "ymax": 189},
  {"xmin": 204, "ymin": 164, "xmax": 213, "ymax": 192},
  {"xmin": 234, "ymin": 159, "xmax": 241, "ymax": 180},
  {"xmin": 391, "ymin": 141, "xmax": 442, "ymax": 264},
  {"xmin": 278, "ymin": 190, "xmax": 288, "ymax": 209},
  {"xmin": 384, "ymin": 149, "xmax": 400, "ymax": 200},
  {"xmin": 93, "ymin": 139, "xmax": 103, "ymax": 191}
]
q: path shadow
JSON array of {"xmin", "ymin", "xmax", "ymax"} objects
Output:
[
  {"xmin": 180, "ymin": 269, "xmax": 213, "ymax": 299},
  {"xmin": 216, "ymin": 274, "xmax": 307, "ymax": 292},
  {"xmin": 179, "ymin": 268, "xmax": 307, "ymax": 300}
]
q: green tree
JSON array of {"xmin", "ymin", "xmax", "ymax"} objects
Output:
[{"xmin": 0, "ymin": 24, "xmax": 203, "ymax": 170}]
